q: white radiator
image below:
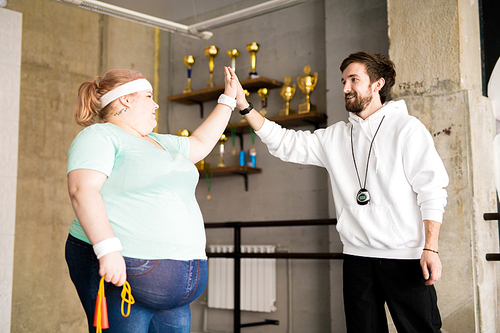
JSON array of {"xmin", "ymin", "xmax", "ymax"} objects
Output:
[{"xmin": 207, "ymin": 245, "xmax": 277, "ymax": 313}]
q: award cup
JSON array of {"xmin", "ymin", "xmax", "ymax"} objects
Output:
[
  {"xmin": 179, "ymin": 129, "xmax": 207, "ymax": 171},
  {"xmin": 227, "ymin": 49, "xmax": 240, "ymax": 71},
  {"xmin": 297, "ymin": 65, "xmax": 318, "ymax": 114},
  {"xmin": 257, "ymin": 88, "xmax": 269, "ymax": 117},
  {"xmin": 196, "ymin": 159, "xmax": 210, "ymax": 171},
  {"xmin": 218, "ymin": 134, "xmax": 228, "ymax": 167},
  {"xmin": 246, "ymin": 42, "xmax": 260, "ymax": 79},
  {"xmin": 205, "ymin": 45, "xmax": 219, "ymax": 88},
  {"xmin": 177, "ymin": 129, "xmax": 191, "ymax": 137},
  {"xmin": 279, "ymin": 76, "xmax": 296, "ymax": 116},
  {"xmin": 183, "ymin": 55, "xmax": 195, "ymax": 93}
]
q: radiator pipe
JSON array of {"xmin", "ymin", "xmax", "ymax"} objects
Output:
[{"xmin": 234, "ymin": 226, "xmax": 241, "ymax": 333}]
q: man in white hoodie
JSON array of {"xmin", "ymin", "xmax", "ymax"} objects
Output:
[{"xmin": 234, "ymin": 51, "xmax": 448, "ymax": 332}]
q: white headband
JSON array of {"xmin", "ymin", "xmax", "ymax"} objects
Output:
[{"xmin": 100, "ymin": 79, "xmax": 153, "ymax": 108}]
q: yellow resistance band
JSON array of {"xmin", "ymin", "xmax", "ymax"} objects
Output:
[{"xmin": 94, "ymin": 276, "xmax": 135, "ymax": 332}]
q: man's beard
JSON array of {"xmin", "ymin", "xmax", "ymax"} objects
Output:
[{"xmin": 345, "ymin": 91, "xmax": 373, "ymax": 114}]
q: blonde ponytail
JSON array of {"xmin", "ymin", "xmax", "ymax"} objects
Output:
[
  {"xmin": 73, "ymin": 69, "xmax": 146, "ymax": 127},
  {"xmin": 74, "ymin": 77, "xmax": 101, "ymax": 127}
]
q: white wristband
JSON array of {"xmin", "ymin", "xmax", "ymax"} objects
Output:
[
  {"xmin": 93, "ymin": 237, "xmax": 122, "ymax": 259},
  {"xmin": 217, "ymin": 94, "xmax": 236, "ymax": 111}
]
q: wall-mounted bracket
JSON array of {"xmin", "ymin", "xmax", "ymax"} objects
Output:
[{"xmin": 197, "ymin": 101, "xmax": 204, "ymax": 118}]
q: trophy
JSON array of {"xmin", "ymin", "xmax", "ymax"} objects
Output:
[
  {"xmin": 227, "ymin": 49, "xmax": 240, "ymax": 71},
  {"xmin": 297, "ymin": 65, "xmax": 318, "ymax": 114},
  {"xmin": 218, "ymin": 134, "xmax": 228, "ymax": 167},
  {"xmin": 177, "ymin": 129, "xmax": 191, "ymax": 137},
  {"xmin": 257, "ymin": 88, "xmax": 269, "ymax": 117},
  {"xmin": 205, "ymin": 45, "xmax": 219, "ymax": 88},
  {"xmin": 279, "ymin": 76, "xmax": 296, "ymax": 116},
  {"xmin": 183, "ymin": 55, "xmax": 195, "ymax": 93},
  {"xmin": 246, "ymin": 42, "xmax": 260, "ymax": 79},
  {"xmin": 196, "ymin": 159, "xmax": 210, "ymax": 171}
]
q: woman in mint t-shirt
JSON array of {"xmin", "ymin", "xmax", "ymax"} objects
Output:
[{"xmin": 65, "ymin": 67, "xmax": 240, "ymax": 332}]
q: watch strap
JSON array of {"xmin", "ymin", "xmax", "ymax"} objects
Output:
[{"xmin": 239, "ymin": 101, "xmax": 254, "ymax": 115}]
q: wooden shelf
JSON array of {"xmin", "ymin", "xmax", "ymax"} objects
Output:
[
  {"xmin": 199, "ymin": 166, "xmax": 262, "ymax": 191},
  {"xmin": 169, "ymin": 77, "xmax": 326, "ymax": 192},
  {"xmin": 198, "ymin": 165, "xmax": 262, "ymax": 178},
  {"xmin": 167, "ymin": 77, "xmax": 283, "ymax": 105},
  {"xmin": 226, "ymin": 111, "xmax": 328, "ymax": 135}
]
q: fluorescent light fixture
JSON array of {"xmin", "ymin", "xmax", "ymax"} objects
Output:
[{"xmin": 56, "ymin": 0, "xmax": 312, "ymax": 40}]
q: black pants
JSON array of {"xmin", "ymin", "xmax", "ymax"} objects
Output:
[{"xmin": 343, "ymin": 255, "xmax": 442, "ymax": 333}]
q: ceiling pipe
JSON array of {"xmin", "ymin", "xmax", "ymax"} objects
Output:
[
  {"xmin": 56, "ymin": 0, "xmax": 312, "ymax": 40},
  {"xmin": 57, "ymin": 0, "xmax": 212, "ymax": 39},
  {"xmin": 188, "ymin": 0, "xmax": 312, "ymax": 34}
]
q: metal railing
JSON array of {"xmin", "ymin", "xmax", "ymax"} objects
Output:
[
  {"xmin": 204, "ymin": 218, "xmax": 340, "ymax": 332},
  {"xmin": 484, "ymin": 212, "xmax": 500, "ymax": 261}
]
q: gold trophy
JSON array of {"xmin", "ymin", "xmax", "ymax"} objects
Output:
[
  {"xmin": 196, "ymin": 159, "xmax": 210, "ymax": 171},
  {"xmin": 179, "ymin": 129, "xmax": 207, "ymax": 170},
  {"xmin": 177, "ymin": 129, "xmax": 191, "ymax": 137},
  {"xmin": 257, "ymin": 88, "xmax": 269, "ymax": 117},
  {"xmin": 246, "ymin": 42, "xmax": 260, "ymax": 79},
  {"xmin": 227, "ymin": 49, "xmax": 240, "ymax": 71},
  {"xmin": 205, "ymin": 45, "xmax": 219, "ymax": 88},
  {"xmin": 279, "ymin": 76, "xmax": 296, "ymax": 116},
  {"xmin": 240, "ymin": 90, "xmax": 250, "ymax": 122},
  {"xmin": 297, "ymin": 65, "xmax": 318, "ymax": 114},
  {"xmin": 183, "ymin": 55, "xmax": 195, "ymax": 93},
  {"xmin": 218, "ymin": 134, "xmax": 228, "ymax": 167}
]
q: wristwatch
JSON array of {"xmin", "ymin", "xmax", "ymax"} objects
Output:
[{"xmin": 239, "ymin": 101, "xmax": 253, "ymax": 115}]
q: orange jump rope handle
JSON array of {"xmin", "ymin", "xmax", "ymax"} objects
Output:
[
  {"xmin": 94, "ymin": 276, "xmax": 109, "ymax": 331},
  {"xmin": 93, "ymin": 294, "xmax": 109, "ymax": 329},
  {"xmin": 93, "ymin": 276, "xmax": 134, "ymax": 331}
]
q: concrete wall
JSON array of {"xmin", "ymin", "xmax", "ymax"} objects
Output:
[
  {"xmin": 3, "ymin": 0, "xmax": 499, "ymax": 332},
  {"xmin": 387, "ymin": 0, "xmax": 499, "ymax": 332},
  {"xmin": 325, "ymin": 1, "xmax": 390, "ymax": 331},
  {"xmin": 4, "ymin": 0, "xmax": 155, "ymax": 331},
  {"xmin": 164, "ymin": 2, "xmax": 332, "ymax": 331},
  {"xmin": 0, "ymin": 7, "xmax": 22, "ymax": 333}
]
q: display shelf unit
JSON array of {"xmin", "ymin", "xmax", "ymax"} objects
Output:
[
  {"xmin": 227, "ymin": 111, "xmax": 327, "ymax": 135},
  {"xmin": 167, "ymin": 77, "xmax": 283, "ymax": 105},
  {"xmin": 168, "ymin": 76, "xmax": 327, "ymax": 191},
  {"xmin": 198, "ymin": 165, "xmax": 262, "ymax": 191}
]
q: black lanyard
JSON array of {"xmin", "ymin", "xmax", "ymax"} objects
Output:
[{"xmin": 350, "ymin": 116, "xmax": 385, "ymax": 205}]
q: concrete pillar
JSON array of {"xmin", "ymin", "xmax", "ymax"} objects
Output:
[
  {"xmin": 0, "ymin": 7, "xmax": 22, "ymax": 333},
  {"xmin": 5, "ymin": 0, "xmax": 155, "ymax": 331},
  {"xmin": 325, "ymin": 1, "xmax": 390, "ymax": 331},
  {"xmin": 387, "ymin": 0, "xmax": 499, "ymax": 331}
]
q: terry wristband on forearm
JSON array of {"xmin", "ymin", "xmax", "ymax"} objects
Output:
[
  {"xmin": 217, "ymin": 94, "xmax": 236, "ymax": 111},
  {"xmin": 93, "ymin": 237, "xmax": 123, "ymax": 259}
]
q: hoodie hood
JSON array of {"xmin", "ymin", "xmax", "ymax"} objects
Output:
[
  {"xmin": 348, "ymin": 99, "xmax": 409, "ymax": 125},
  {"xmin": 348, "ymin": 100, "xmax": 409, "ymax": 173}
]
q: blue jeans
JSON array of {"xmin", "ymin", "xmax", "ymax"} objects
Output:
[{"xmin": 65, "ymin": 234, "xmax": 208, "ymax": 333}]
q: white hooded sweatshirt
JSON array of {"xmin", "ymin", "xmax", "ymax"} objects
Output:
[{"xmin": 256, "ymin": 100, "xmax": 449, "ymax": 259}]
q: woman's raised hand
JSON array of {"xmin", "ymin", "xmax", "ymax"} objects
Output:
[
  {"xmin": 224, "ymin": 67, "xmax": 248, "ymax": 108},
  {"xmin": 223, "ymin": 66, "xmax": 238, "ymax": 99}
]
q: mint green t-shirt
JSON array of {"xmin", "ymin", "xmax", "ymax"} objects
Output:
[{"xmin": 67, "ymin": 123, "xmax": 206, "ymax": 260}]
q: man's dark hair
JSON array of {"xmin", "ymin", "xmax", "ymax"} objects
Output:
[{"xmin": 340, "ymin": 51, "xmax": 396, "ymax": 104}]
